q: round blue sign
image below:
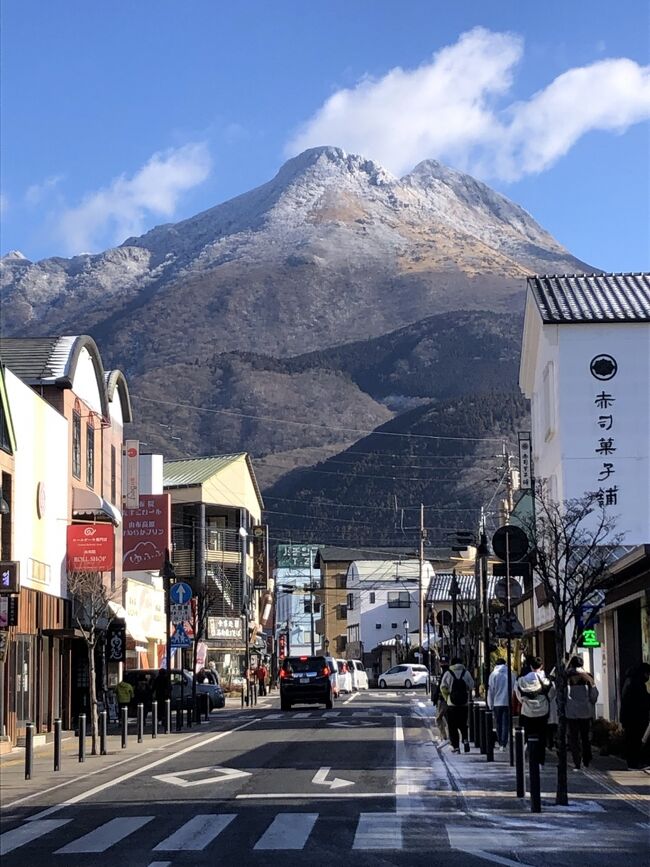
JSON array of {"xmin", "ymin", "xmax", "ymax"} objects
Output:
[{"xmin": 169, "ymin": 581, "xmax": 193, "ymax": 604}]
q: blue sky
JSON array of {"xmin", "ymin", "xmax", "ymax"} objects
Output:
[{"xmin": 1, "ymin": 0, "xmax": 648, "ymax": 270}]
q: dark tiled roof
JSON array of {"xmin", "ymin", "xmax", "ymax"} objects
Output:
[
  {"xmin": 425, "ymin": 572, "xmax": 499, "ymax": 602},
  {"xmin": 0, "ymin": 336, "xmax": 77, "ymax": 382},
  {"xmin": 529, "ymin": 273, "xmax": 650, "ymax": 323}
]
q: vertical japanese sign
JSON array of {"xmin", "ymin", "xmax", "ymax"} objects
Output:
[
  {"xmin": 124, "ymin": 440, "xmax": 140, "ymax": 509},
  {"xmin": 518, "ymin": 431, "xmax": 532, "ymax": 490},
  {"xmin": 122, "ymin": 494, "xmax": 171, "ymax": 571},
  {"xmin": 590, "ymin": 354, "xmax": 619, "ymax": 509},
  {"xmin": 252, "ymin": 524, "xmax": 269, "ymax": 589}
]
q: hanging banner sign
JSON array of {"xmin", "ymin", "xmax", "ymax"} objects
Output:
[
  {"xmin": 518, "ymin": 431, "xmax": 533, "ymax": 490},
  {"xmin": 67, "ymin": 524, "xmax": 115, "ymax": 571},
  {"xmin": 106, "ymin": 621, "xmax": 126, "ymax": 661},
  {"xmin": 252, "ymin": 525, "xmax": 269, "ymax": 589},
  {"xmin": 124, "ymin": 440, "xmax": 140, "ymax": 509},
  {"xmin": 123, "ymin": 494, "xmax": 171, "ymax": 571}
]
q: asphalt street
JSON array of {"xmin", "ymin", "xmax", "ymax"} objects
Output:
[{"xmin": 0, "ymin": 689, "xmax": 647, "ymax": 866}]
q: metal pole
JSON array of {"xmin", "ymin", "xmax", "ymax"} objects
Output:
[
  {"xmin": 151, "ymin": 701, "xmax": 158, "ymax": 738},
  {"xmin": 515, "ymin": 727, "xmax": 525, "ymax": 797},
  {"xmin": 479, "ymin": 525, "xmax": 490, "ymax": 699},
  {"xmin": 468, "ymin": 698, "xmax": 475, "ymax": 742},
  {"xmin": 121, "ymin": 706, "xmax": 128, "ymax": 748},
  {"xmin": 203, "ymin": 693, "xmax": 210, "ymax": 721},
  {"xmin": 451, "ymin": 568, "xmax": 458, "ymax": 657},
  {"xmin": 186, "ymin": 704, "xmax": 192, "ymax": 728},
  {"xmin": 165, "ymin": 698, "xmax": 171, "ymax": 734},
  {"xmin": 176, "ymin": 706, "xmax": 182, "ymax": 732},
  {"xmin": 25, "ymin": 723, "xmax": 34, "ymax": 780},
  {"xmin": 78, "ymin": 713, "xmax": 86, "ymax": 762},
  {"xmin": 137, "ymin": 703, "xmax": 144, "ymax": 743},
  {"xmin": 528, "ymin": 736, "xmax": 542, "ymax": 813},
  {"xmin": 253, "ymin": 679, "xmax": 257, "ymax": 706},
  {"xmin": 485, "ymin": 709, "xmax": 494, "ymax": 762},
  {"xmin": 419, "ymin": 503, "xmax": 425, "ymax": 667},
  {"xmin": 473, "ymin": 702, "xmax": 481, "ymax": 748},
  {"xmin": 479, "ymin": 706, "xmax": 486, "ymax": 754},
  {"xmin": 54, "ymin": 718, "xmax": 62, "ymax": 771},
  {"xmin": 100, "ymin": 710, "xmax": 107, "ymax": 755},
  {"xmin": 506, "ymin": 531, "xmax": 514, "ymax": 768}
]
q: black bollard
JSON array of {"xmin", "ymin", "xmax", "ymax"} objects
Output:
[
  {"xmin": 53, "ymin": 718, "xmax": 62, "ymax": 771},
  {"xmin": 485, "ymin": 709, "xmax": 494, "ymax": 762},
  {"xmin": 100, "ymin": 710, "xmax": 107, "ymax": 756},
  {"xmin": 121, "ymin": 706, "xmax": 128, "ymax": 749},
  {"xmin": 203, "ymin": 693, "xmax": 210, "ymax": 721},
  {"xmin": 528, "ymin": 736, "xmax": 542, "ymax": 813},
  {"xmin": 78, "ymin": 713, "xmax": 86, "ymax": 763},
  {"xmin": 176, "ymin": 707, "xmax": 182, "ymax": 732},
  {"xmin": 151, "ymin": 701, "xmax": 158, "ymax": 738},
  {"xmin": 253, "ymin": 680, "xmax": 257, "ymax": 706},
  {"xmin": 194, "ymin": 697, "xmax": 201, "ymax": 725},
  {"xmin": 515, "ymin": 727, "xmax": 525, "ymax": 798},
  {"xmin": 165, "ymin": 698, "xmax": 171, "ymax": 734},
  {"xmin": 186, "ymin": 704, "xmax": 192, "ymax": 728},
  {"xmin": 478, "ymin": 706, "xmax": 486, "ymax": 754},
  {"xmin": 25, "ymin": 723, "xmax": 35, "ymax": 780},
  {"xmin": 473, "ymin": 703, "xmax": 481, "ymax": 748},
  {"xmin": 240, "ymin": 686, "xmax": 244, "ymax": 708},
  {"xmin": 468, "ymin": 699, "xmax": 475, "ymax": 742}
]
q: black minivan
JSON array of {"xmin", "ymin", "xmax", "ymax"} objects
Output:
[{"xmin": 279, "ymin": 655, "xmax": 333, "ymax": 710}]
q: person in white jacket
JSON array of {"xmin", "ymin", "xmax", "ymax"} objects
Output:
[
  {"xmin": 514, "ymin": 656, "xmax": 554, "ymax": 765},
  {"xmin": 488, "ymin": 657, "xmax": 511, "ymax": 750}
]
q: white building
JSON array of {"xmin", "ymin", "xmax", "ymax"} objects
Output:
[
  {"xmin": 274, "ymin": 545, "xmax": 321, "ymax": 656},
  {"xmin": 519, "ymin": 273, "xmax": 650, "ymax": 544},
  {"xmin": 345, "ymin": 559, "xmax": 434, "ymax": 668}
]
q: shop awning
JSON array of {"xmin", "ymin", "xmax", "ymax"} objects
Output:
[
  {"xmin": 108, "ymin": 600, "xmax": 148, "ymax": 644},
  {"xmin": 73, "ymin": 488, "xmax": 122, "ymax": 526}
]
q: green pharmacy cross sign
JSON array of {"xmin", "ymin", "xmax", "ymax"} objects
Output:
[{"xmin": 578, "ymin": 628, "xmax": 601, "ymax": 648}]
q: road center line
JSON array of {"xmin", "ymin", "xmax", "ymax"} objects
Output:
[{"xmin": 26, "ymin": 718, "xmax": 260, "ymax": 822}]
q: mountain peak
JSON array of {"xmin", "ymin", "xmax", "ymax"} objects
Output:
[{"xmin": 277, "ymin": 146, "xmax": 395, "ymax": 188}]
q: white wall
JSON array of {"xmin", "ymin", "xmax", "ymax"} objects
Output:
[
  {"xmin": 6, "ymin": 370, "xmax": 69, "ymax": 598},
  {"xmin": 71, "ymin": 346, "xmax": 103, "ymax": 414}
]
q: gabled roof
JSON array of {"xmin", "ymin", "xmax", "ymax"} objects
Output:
[
  {"xmin": 348, "ymin": 559, "xmax": 434, "ymax": 582},
  {"xmin": 0, "ymin": 364, "xmax": 17, "ymax": 454},
  {"xmin": 104, "ymin": 370, "xmax": 133, "ymax": 423},
  {"xmin": 425, "ymin": 572, "xmax": 499, "ymax": 602},
  {"xmin": 0, "ymin": 335, "xmax": 110, "ymax": 417},
  {"xmin": 163, "ymin": 453, "xmax": 264, "ymax": 510},
  {"xmin": 528, "ymin": 273, "xmax": 650, "ymax": 323}
]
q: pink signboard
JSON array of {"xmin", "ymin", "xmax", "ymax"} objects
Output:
[{"xmin": 122, "ymin": 494, "xmax": 171, "ymax": 571}]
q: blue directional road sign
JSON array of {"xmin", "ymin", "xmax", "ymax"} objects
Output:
[
  {"xmin": 170, "ymin": 622, "xmax": 192, "ymax": 648},
  {"xmin": 169, "ymin": 582, "xmax": 193, "ymax": 604}
]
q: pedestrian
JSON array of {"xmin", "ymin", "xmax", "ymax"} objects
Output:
[
  {"xmin": 208, "ymin": 661, "xmax": 220, "ymax": 686},
  {"xmin": 257, "ymin": 662, "xmax": 268, "ymax": 696},
  {"xmin": 546, "ymin": 667, "xmax": 559, "ymax": 751},
  {"xmin": 565, "ymin": 655, "xmax": 598, "ymax": 770},
  {"xmin": 440, "ymin": 656, "xmax": 474, "ymax": 754},
  {"xmin": 488, "ymin": 656, "xmax": 512, "ymax": 751},
  {"xmin": 620, "ymin": 662, "xmax": 650, "ymax": 770},
  {"xmin": 153, "ymin": 667, "xmax": 171, "ymax": 705},
  {"xmin": 115, "ymin": 677, "xmax": 134, "ymax": 718},
  {"xmin": 134, "ymin": 677, "xmax": 151, "ymax": 724},
  {"xmin": 515, "ymin": 656, "xmax": 553, "ymax": 766},
  {"xmin": 432, "ymin": 657, "xmax": 450, "ymax": 742}
]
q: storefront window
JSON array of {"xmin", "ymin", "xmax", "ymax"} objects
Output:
[
  {"xmin": 72, "ymin": 410, "xmax": 81, "ymax": 479},
  {"xmin": 86, "ymin": 424, "xmax": 95, "ymax": 488}
]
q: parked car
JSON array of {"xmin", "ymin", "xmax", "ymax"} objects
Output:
[
  {"xmin": 183, "ymin": 669, "xmax": 225, "ymax": 709},
  {"xmin": 377, "ymin": 663, "xmax": 429, "ymax": 689},
  {"xmin": 122, "ymin": 668, "xmax": 225, "ymax": 711},
  {"xmin": 280, "ymin": 655, "xmax": 333, "ymax": 710},
  {"xmin": 324, "ymin": 655, "xmax": 340, "ymax": 698},
  {"xmin": 336, "ymin": 659, "xmax": 353, "ymax": 694},
  {"xmin": 349, "ymin": 659, "xmax": 369, "ymax": 690}
]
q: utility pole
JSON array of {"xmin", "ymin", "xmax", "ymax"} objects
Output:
[
  {"xmin": 418, "ymin": 503, "xmax": 425, "ymax": 665},
  {"xmin": 478, "ymin": 508, "xmax": 490, "ymax": 698}
]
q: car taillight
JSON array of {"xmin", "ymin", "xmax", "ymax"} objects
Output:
[
  {"xmin": 280, "ymin": 669, "xmax": 287, "ymax": 679},
  {"xmin": 322, "ymin": 666, "xmax": 330, "ymax": 676}
]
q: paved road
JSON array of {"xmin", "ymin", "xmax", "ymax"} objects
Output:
[{"xmin": 1, "ymin": 690, "xmax": 647, "ymax": 866}]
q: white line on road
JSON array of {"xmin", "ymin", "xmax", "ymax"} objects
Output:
[
  {"xmin": 27, "ymin": 718, "xmax": 260, "ymax": 822},
  {"xmin": 342, "ymin": 693, "xmax": 359, "ymax": 705},
  {"xmin": 56, "ymin": 816, "xmax": 154, "ymax": 853},
  {"xmin": 0, "ymin": 819, "xmax": 71, "ymax": 856},
  {"xmin": 254, "ymin": 813, "xmax": 318, "ymax": 850},
  {"xmin": 153, "ymin": 814, "xmax": 236, "ymax": 851},
  {"xmin": 353, "ymin": 813, "xmax": 402, "ymax": 849},
  {"xmin": 236, "ymin": 792, "xmax": 394, "ymax": 799},
  {"xmin": 148, "ymin": 862, "xmax": 172, "ymax": 867}
]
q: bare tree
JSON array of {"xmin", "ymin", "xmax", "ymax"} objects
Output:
[
  {"xmin": 67, "ymin": 569, "xmax": 116, "ymax": 755},
  {"xmin": 190, "ymin": 576, "xmax": 225, "ymax": 708},
  {"xmin": 521, "ymin": 483, "xmax": 622, "ymax": 805}
]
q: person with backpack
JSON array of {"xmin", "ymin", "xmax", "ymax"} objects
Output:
[
  {"xmin": 432, "ymin": 657, "xmax": 450, "ymax": 742},
  {"xmin": 440, "ymin": 656, "xmax": 474, "ymax": 753},
  {"xmin": 565, "ymin": 655, "xmax": 599, "ymax": 770},
  {"xmin": 514, "ymin": 656, "xmax": 553, "ymax": 765},
  {"xmin": 487, "ymin": 656, "xmax": 512, "ymax": 751}
]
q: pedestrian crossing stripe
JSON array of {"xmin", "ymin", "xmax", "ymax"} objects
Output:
[{"xmin": 0, "ymin": 813, "xmax": 406, "ymax": 854}]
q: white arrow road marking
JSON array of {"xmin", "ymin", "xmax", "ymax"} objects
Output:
[
  {"xmin": 312, "ymin": 766, "xmax": 354, "ymax": 789},
  {"xmin": 328, "ymin": 720, "xmax": 379, "ymax": 728},
  {"xmin": 152, "ymin": 766, "xmax": 251, "ymax": 788}
]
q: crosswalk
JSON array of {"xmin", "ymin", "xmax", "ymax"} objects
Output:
[
  {"xmin": 0, "ymin": 811, "xmax": 410, "ymax": 857},
  {"xmin": 236, "ymin": 709, "xmax": 399, "ymax": 721}
]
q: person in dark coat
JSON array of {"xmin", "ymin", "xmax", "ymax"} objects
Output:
[
  {"xmin": 620, "ymin": 662, "xmax": 650, "ymax": 770},
  {"xmin": 153, "ymin": 667, "xmax": 171, "ymax": 703}
]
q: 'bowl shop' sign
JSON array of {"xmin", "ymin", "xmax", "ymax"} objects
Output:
[{"xmin": 67, "ymin": 524, "xmax": 115, "ymax": 572}]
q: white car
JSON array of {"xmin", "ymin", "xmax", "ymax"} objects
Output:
[
  {"xmin": 335, "ymin": 658, "xmax": 353, "ymax": 694},
  {"xmin": 377, "ymin": 664, "xmax": 429, "ymax": 689},
  {"xmin": 349, "ymin": 659, "xmax": 369, "ymax": 690},
  {"xmin": 324, "ymin": 655, "xmax": 340, "ymax": 698}
]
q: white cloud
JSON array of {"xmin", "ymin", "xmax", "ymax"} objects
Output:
[
  {"xmin": 25, "ymin": 174, "xmax": 64, "ymax": 205},
  {"xmin": 286, "ymin": 27, "xmax": 650, "ymax": 182},
  {"xmin": 56, "ymin": 142, "xmax": 211, "ymax": 254}
]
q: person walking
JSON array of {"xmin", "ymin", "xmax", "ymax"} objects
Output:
[
  {"xmin": 432, "ymin": 657, "xmax": 450, "ymax": 742},
  {"xmin": 488, "ymin": 656, "xmax": 511, "ymax": 751},
  {"xmin": 115, "ymin": 678, "xmax": 134, "ymax": 718},
  {"xmin": 256, "ymin": 662, "xmax": 268, "ymax": 697},
  {"xmin": 515, "ymin": 656, "xmax": 553, "ymax": 766},
  {"xmin": 620, "ymin": 662, "xmax": 650, "ymax": 770},
  {"xmin": 565, "ymin": 655, "xmax": 599, "ymax": 770},
  {"xmin": 153, "ymin": 667, "xmax": 171, "ymax": 704},
  {"xmin": 440, "ymin": 657, "xmax": 474, "ymax": 754}
]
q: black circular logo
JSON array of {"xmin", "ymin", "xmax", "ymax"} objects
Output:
[{"xmin": 590, "ymin": 354, "xmax": 618, "ymax": 381}]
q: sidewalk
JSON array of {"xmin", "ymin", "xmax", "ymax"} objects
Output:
[{"xmin": 0, "ymin": 696, "xmax": 265, "ymax": 812}]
